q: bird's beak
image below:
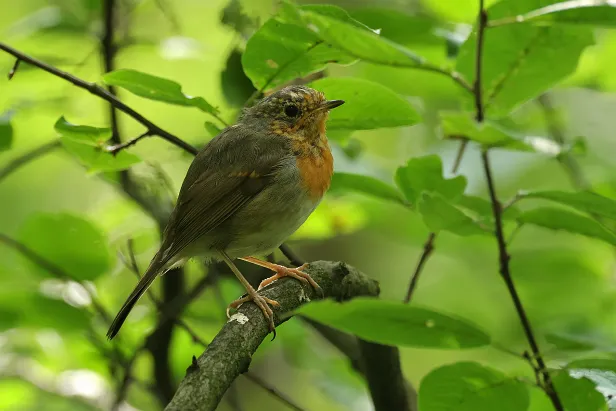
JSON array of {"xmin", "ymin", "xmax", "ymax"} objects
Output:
[{"xmin": 320, "ymin": 99, "xmax": 345, "ymax": 111}]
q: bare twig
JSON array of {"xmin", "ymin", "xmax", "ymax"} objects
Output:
[
  {"xmin": 0, "ymin": 140, "xmax": 61, "ymax": 183},
  {"xmin": 481, "ymin": 151, "xmax": 563, "ymax": 410},
  {"xmin": 473, "ymin": 1, "xmax": 563, "ymax": 408},
  {"xmin": 474, "ymin": 2, "xmax": 488, "ymax": 123},
  {"xmin": 403, "ymin": 232, "xmax": 436, "ymax": 303},
  {"xmin": 106, "ymin": 131, "xmax": 152, "ymax": 155},
  {"xmin": 8, "ymin": 59, "xmax": 20, "ymax": 79},
  {"xmin": 0, "ymin": 42, "xmax": 198, "ymax": 155}
]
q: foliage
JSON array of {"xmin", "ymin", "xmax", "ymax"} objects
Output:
[{"xmin": 1, "ymin": 0, "xmax": 616, "ymax": 410}]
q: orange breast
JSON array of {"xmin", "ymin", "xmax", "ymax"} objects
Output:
[{"xmin": 296, "ymin": 147, "xmax": 333, "ymax": 201}]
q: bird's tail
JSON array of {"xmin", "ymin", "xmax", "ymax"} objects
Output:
[{"xmin": 106, "ymin": 260, "xmax": 162, "ymax": 340}]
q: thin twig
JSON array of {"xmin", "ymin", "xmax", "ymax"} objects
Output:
[
  {"xmin": 0, "ymin": 140, "xmax": 61, "ymax": 183},
  {"xmin": 473, "ymin": 1, "xmax": 563, "ymax": 407},
  {"xmin": 480, "ymin": 151, "xmax": 563, "ymax": 411},
  {"xmin": 403, "ymin": 232, "xmax": 436, "ymax": 303},
  {"xmin": 474, "ymin": 2, "xmax": 488, "ymax": 123},
  {"xmin": 8, "ymin": 59, "xmax": 20, "ymax": 79},
  {"xmin": 0, "ymin": 42, "xmax": 198, "ymax": 155},
  {"xmin": 242, "ymin": 373, "xmax": 305, "ymax": 411},
  {"xmin": 403, "ymin": 138, "xmax": 469, "ymax": 303},
  {"xmin": 106, "ymin": 131, "xmax": 152, "ymax": 155}
]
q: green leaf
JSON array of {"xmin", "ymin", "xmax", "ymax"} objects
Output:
[
  {"xmin": 456, "ymin": 0, "xmax": 594, "ymax": 117},
  {"xmin": 295, "ymin": 6, "xmax": 428, "ymax": 67},
  {"xmin": 310, "ymin": 77, "xmax": 421, "ymax": 130},
  {"xmin": 102, "ymin": 69, "xmax": 219, "ymax": 115},
  {"xmin": 17, "ymin": 213, "xmax": 112, "ymax": 281},
  {"xmin": 546, "ymin": 332, "xmax": 601, "ymax": 352},
  {"xmin": 457, "ymin": 195, "xmax": 520, "ymax": 221},
  {"xmin": 242, "ymin": 17, "xmax": 355, "ymax": 90},
  {"xmin": 329, "ymin": 172, "xmax": 407, "ymax": 205},
  {"xmin": 297, "ymin": 297, "xmax": 491, "ymax": 349},
  {"xmin": 419, "ymin": 194, "xmax": 487, "ymax": 236},
  {"xmin": 419, "ymin": 362, "xmax": 530, "ymax": 411},
  {"xmin": 0, "ymin": 113, "xmax": 12, "ymax": 151},
  {"xmin": 490, "ymin": 0, "xmax": 616, "ymax": 28},
  {"xmin": 567, "ymin": 359, "xmax": 616, "ymax": 409},
  {"xmin": 55, "ymin": 117, "xmax": 141, "ymax": 172},
  {"xmin": 518, "ymin": 207, "xmax": 616, "ymax": 246},
  {"xmin": 395, "ymin": 155, "xmax": 467, "ymax": 206},
  {"xmin": 519, "ymin": 190, "xmax": 616, "ymax": 221},
  {"xmin": 553, "ymin": 371, "xmax": 608, "ymax": 411},
  {"xmin": 440, "ymin": 112, "xmax": 536, "ymax": 152}
]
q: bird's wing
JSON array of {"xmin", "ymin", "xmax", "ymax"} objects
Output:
[{"xmin": 157, "ymin": 127, "xmax": 289, "ymax": 263}]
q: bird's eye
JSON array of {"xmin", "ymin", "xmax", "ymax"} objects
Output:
[{"xmin": 284, "ymin": 104, "xmax": 300, "ymax": 118}]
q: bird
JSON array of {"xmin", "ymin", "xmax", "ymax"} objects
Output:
[{"xmin": 106, "ymin": 85, "xmax": 344, "ymax": 339}]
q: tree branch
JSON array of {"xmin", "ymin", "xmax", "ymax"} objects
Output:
[
  {"xmin": 165, "ymin": 261, "xmax": 379, "ymax": 411},
  {"xmin": 358, "ymin": 340, "xmax": 416, "ymax": 411},
  {"xmin": 474, "ymin": 1, "xmax": 562, "ymax": 409},
  {"xmin": 481, "ymin": 151, "xmax": 563, "ymax": 410},
  {"xmin": 0, "ymin": 41, "xmax": 198, "ymax": 155}
]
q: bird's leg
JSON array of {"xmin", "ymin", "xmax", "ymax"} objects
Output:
[
  {"xmin": 239, "ymin": 256, "xmax": 323, "ymax": 297},
  {"xmin": 218, "ymin": 250, "xmax": 278, "ymax": 333}
]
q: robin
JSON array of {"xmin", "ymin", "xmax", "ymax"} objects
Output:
[{"xmin": 106, "ymin": 85, "xmax": 344, "ymax": 339}]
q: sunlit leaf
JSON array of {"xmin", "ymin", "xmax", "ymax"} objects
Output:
[
  {"xmin": 440, "ymin": 111, "xmax": 533, "ymax": 151},
  {"xmin": 55, "ymin": 117, "xmax": 140, "ymax": 172},
  {"xmin": 0, "ymin": 113, "xmax": 12, "ymax": 151},
  {"xmin": 17, "ymin": 213, "xmax": 112, "ymax": 281},
  {"xmin": 519, "ymin": 190, "xmax": 616, "ymax": 221},
  {"xmin": 553, "ymin": 371, "xmax": 608, "ymax": 411},
  {"xmin": 295, "ymin": 5, "xmax": 426, "ymax": 67},
  {"xmin": 419, "ymin": 194, "xmax": 487, "ymax": 236},
  {"xmin": 297, "ymin": 297, "xmax": 491, "ymax": 349},
  {"xmin": 310, "ymin": 77, "xmax": 421, "ymax": 130},
  {"xmin": 456, "ymin": 0, "xmax": 594, "ymax": 117},
  {"xmin": 567, "ymin": 358, "xmax": 616, "ymax": 408},
  {"xmin": 489, "ymin": 0, "xmax": 616, "ymax": 28},
  {"xmin": 102, "ymin": 69, "xmax": 219, "ymax": 115},
  {"xmin": 519, "ymin": 207, "xmax": 616, "ymax": 246},
  {"xmin": 419, "ymin": 362, "xmax": 530, "ymax": 411},
  {"xmin": 395, "ymin": 155, "xmax": 467, "ymax": 206},
  {"xmin": 330, "ymin": 172, "xmax": 407, "ymax": 205}
]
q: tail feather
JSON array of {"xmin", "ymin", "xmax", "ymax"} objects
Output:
[{"xmin": 106, "ymin": 263, "xmax": 160, "ymax": 340}]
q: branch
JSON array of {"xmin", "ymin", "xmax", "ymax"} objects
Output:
[
  {"xmin": 481, "ymin": 151, "xmax": 563, "ymax": 410},
  {"xmin": 358, "ymin": 340, "xmax": 417, "ymax": 411},
  {"xmin": 473, "ymin": 1, "xmax": 562, "ymax": 409},
  {"xmin": 0, "ymin": 140, "xmax": 61, "ymax": 183},
  {"xmin": 0, "ymin": 41, "xmax": 197, "ymax": 155},
  {"xmin": 165, "ymin": 261, "xmax": 379, "ymax": 411}
]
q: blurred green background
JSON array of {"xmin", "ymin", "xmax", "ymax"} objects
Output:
[{"xmin": 2, "ymin": 0, "xmax": 616, "ymax": 410}]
